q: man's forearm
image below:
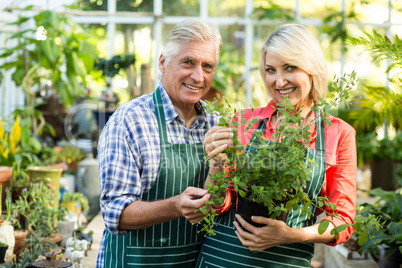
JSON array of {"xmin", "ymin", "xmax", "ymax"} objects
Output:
[{"xmin": 118, "ymin": 196, "xmax": 181, "ymax": 230}]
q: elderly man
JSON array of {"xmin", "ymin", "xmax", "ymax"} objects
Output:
[{"xmin": 96, "ymin": 19, "xmax": 222, "ymax": 267}]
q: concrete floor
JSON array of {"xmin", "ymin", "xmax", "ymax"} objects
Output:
[{"xmin": 80, "ymin": 212, "xmax": 104, "ymax": 268}]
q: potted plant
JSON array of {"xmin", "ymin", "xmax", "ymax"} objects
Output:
[
  {"xmin": 201, "ymin": 96, "xmax": 327, "ymax": 233},
  {"xmin": 355, "ymin": 187, "xmax": 402, "ymax": 267},
  {"xmin": 0, "ymin": 187, "xmax": 15, "ymax": 263},
  {"xmin": 11, "ymin": 182, "xmax": 64, "ymax": 244},
  {"xmin": 0, "ymin": 241, "xmax": 9, "ymax": 263},
  {"xmin": 0, "ymin": 117, "xmax": 21, "ymax": 208},
  {"xmin": 199, "ymin": 73, "xmax": 381, "ymax": 246},
  {"xmin": 93, "ymin": 54, "xmax": 135, "ymax": 129},
  {"xmin": 58, "ymin": 144, "xmax": 86, "ymax": 171},
  {"xmin": 61, "ymin": 192, "xmax": 89, "ymax": 215}
]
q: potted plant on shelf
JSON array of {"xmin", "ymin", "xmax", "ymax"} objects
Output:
[
  {"xmin": 0, "ymin": 187, "xmax": 15, "ymax": 263},
  {"xmin": 0, "ymin": 117, "xmax": 22, "ymax": 209},
  {"xmin": 61, "ymin": 192, "xmax": 89, "ymax": 216},
  {"xmin": 93, "ymin": 54, "xmax": 135, "ymax": 129},
  {"xmin": 11, "ymin": 182, "xmax": 65, "ymax": 247},
  {"xmin": 58, "ymin": 144, "xmax": 86, "ymax": 172},
  {"xmin": 0, "ymin": 241, "xmax": 9, "ymax": 263}
]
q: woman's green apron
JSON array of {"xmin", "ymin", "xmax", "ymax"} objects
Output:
[
  {"xmin": 196, "ymin": 112, "xmax": 326, "ymax": 268},
  {"xmin": 103, "ymin": 88, "xmax": 208, "ymax": 267}
]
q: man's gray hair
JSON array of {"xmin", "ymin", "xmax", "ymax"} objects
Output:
[{"xmin": 162, "ymin": 19, "xmax": 222, "ymax": 67}]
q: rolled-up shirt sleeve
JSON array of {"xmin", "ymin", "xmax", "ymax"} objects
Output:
[{"xmin": 98, "ymin": 117, "xmax": 144, "ymax": 235}]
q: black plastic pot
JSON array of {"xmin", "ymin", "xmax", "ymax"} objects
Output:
[
  {"xmin": 236, "ymin": 194, "xmax": 288, "ymax": 228},
  {"xmin": 384, "ymin": 251, "xmax": 402, "ymax": 268},
  {"xmin": 0, "ymin": 245, "xmax": 8, "ymax": 263}
]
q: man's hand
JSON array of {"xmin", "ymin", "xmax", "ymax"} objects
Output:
[
  {"xmin": 175, "ymin": 187, "xmax": 210, "ymax": 224},
  {"xmin": 204, "ymin": 126, "xmax": 232, "ymax": 159}
]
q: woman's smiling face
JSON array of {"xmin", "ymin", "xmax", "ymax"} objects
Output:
[{"xmin": 264, "ymin": 53, "xmax": 313, "ymax": 112}]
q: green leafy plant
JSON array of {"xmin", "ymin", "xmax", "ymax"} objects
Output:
[
  {"xmin": 0, "ymin": 6, "xmax": 98, "ymax": 108},
  {"xmin": 0, "ymin": 185, "xmax": 12, "ymax": 223},
  {"xmin": 199, "ymin": 72, "xmax": 381, "ymax": 245},
  {"xmin": 11, "ymin": 182, "xmax": 63, "ymax": 238},
  {"xmin": 355, "ymin": 188, "xmax": 402, "ymax": 258},
  {"xmin": 252, "ymin": 1, "xmax": 295, "ymax": 21},
  {"xmin": 94, "ymin": 54, "xmax": 135, "ymax": 84},
  {"xmin": 0, "ymin": 241, "xmax": 7, "ymax": 247},
  {"xmin": 62, "ymin": 192, "xmax": 89, "ymax": 211},
  {"xmin": 346, "ymin": 31, "xmax": 402, "ymax": 132},
  {"xmin": 59, "ymin": 144, "xmax": 86, "ymax": 167},
  {"xmin": 38, "ymin": 146, "xmax": 62, "ymax": 166}
]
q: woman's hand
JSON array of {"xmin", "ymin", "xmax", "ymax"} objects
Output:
[
  {"xmin": 204, "ymin": 126, "xmax": 233, "ymax": 168},
  {"xmin": 233, "ymin": 214, "xmax": 293, "ymax": 251}
]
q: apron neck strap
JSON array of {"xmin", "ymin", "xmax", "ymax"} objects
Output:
[
  {"xmin": 153, "ymin": 87, "xmax": 169, "ymax": 144},
  {"xmin": 256, "ymin": 108, "xmax": 325, "ymax": 150}
]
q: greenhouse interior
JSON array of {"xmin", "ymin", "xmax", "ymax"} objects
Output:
[{"xmin": 0, "ymin": 0, "xmax": 401, "ymax": 267}]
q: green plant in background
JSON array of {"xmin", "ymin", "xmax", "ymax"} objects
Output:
[
  {"xmin": 355, "ymin": 188, "xmax": 402, "ymax": 259},
  {"xmin": 348, "ymin": 30, "xmax": 401, "ymax": 76},
  {"xmin": 0, "ymin": 116, "xmax": 22, "ymax": 167},
  {"xmin": 38, "ymin": 146, "xmax": 61, "ymax": 166},
  {"xmin": 252, "ymin": 1, "xmax": 295, "ymax": 21},
  {"xmin": 0, "ymin": 241, "xmax": 7, "ymax": 247},
  {"xmin": 94, "ymin": 54, "xmax": 135, "ymax": 86},
  {"xmin": 59, "ymin": 144, "xmax": 86, "ymax": 168},
  {"xmin": 346, "ymin": 31, "xmax": 402, "ymax": 132},
  {"xmin": 62, "ymin": 192, "xmax": 89, "ymax": 211},
  {"xmin": 321, "ymin": 1, "xmax": 370, "ymax": 46},
  {"xmin": 3, "ymin": 230, "xmax": 57, "ymax": 267},
  {"xmin": 1, "ymin": 111, "xmax": 55, "ymax": 187},
  {"xmin": 211, "ymin": 47, "xmax": 241, "ymax": 93},
  {"xmin": 0, "ymin": 186, "xmax": 12, "ymax": 223},
  {"xmin": 0, "ymin": 6, "xmax": 98, "ymax": 108},
  {"xmin": 11, "ymin": 182, "xmax": 62, "ymax": 238}
]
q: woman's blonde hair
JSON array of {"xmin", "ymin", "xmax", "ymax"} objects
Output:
[
  {"xmin": 259, "ymin": 24, "xmax": 328, "ymax": 103},
  {"xmin": 162, "ymin": 19, "xmax": 222, "ymax": 68}
]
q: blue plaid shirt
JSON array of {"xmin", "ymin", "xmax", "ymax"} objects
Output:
[{"xmin": 96, "ymin": 83, "xmax": 219, "ymax": 267}]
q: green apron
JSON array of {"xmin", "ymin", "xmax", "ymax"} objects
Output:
[
  {"xmin": 103, "ymin": 88, "xmax": 208, "ymax": 267},
  {"xmin": 196, "ymin": 111, "xmax": 326, "ymax": 268}
]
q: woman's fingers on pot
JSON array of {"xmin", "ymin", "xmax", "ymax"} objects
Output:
[
  {"xmin": 235, "ymin": 214, "xmax": 254, "ymax": 231},
  {"xmin": 234, "ymin": 214, "xmax": 257, "ymax": 235},
  {"xmin": 251, "ymin": 216, "xmax": 274, "ymax": 226}
]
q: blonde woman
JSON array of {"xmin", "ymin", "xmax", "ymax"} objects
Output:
[{"xmin": 197, "ymin": 24, "xmax": 357, "ymax": 267}]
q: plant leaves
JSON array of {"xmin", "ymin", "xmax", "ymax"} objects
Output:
[{"xmin": 318, "ymin": 220, "xmax": 330, "ymax": 235}]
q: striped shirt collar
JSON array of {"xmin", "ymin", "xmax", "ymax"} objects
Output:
[{"xmin": 159, "ymin": 82, "xmax": 208, "ymax": 129}]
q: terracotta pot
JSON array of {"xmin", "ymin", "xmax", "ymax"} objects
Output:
[
  {"xmin": 44, "ymin": 233, "xmax": 64, "ymax": 247},
  {"xmin": 0, "ymin": 167, "xmax": 13, "ymax": 210},
  {"xmin": 13, "ymin": 229, "xmax": 28, "ymax": 256},
  {"xmin": 48, "ymin": 162, "xmax": 66, "ymax": 170},
  {"xmin": 236, "ymin": 194, "xmax": 288, "ymax": 228}
]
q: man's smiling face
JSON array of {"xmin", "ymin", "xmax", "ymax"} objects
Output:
[{"xmin": 159, "ymin": 40, "xmax": 217, "ymax": 110}]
